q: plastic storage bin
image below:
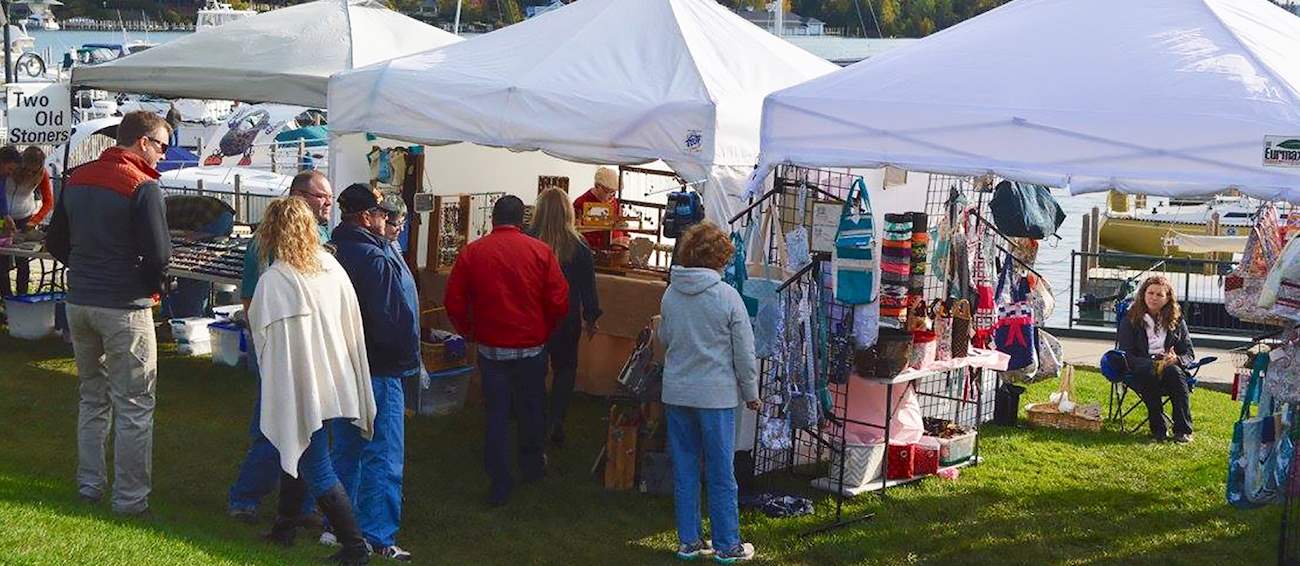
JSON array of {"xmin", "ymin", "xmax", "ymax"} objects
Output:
[
  {"xmin": 938, "ymin": 430, "xmax": 978, "ymax": 466},
  {"xmin": 5, "ymin": 293, "xmax": 63, "ymax": 340},
  {"xmin": 208, "ymin": 320, "xmax": 247, "ymax": 367},
  {"xmin": 418, "ymin": 366, "xmax": 473, "ymax": 416},
  {"xmin": 829, "ymin": 440, "xmax": 885, "ymax": 487},
  {"xmin": 170, "ymin": 317, "xmax": 217, "ymax": 342}
]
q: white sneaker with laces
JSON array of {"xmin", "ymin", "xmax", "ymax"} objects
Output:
[{"xmin": 714, "ymin": 542, "xmax": 756, "ymax": 563}]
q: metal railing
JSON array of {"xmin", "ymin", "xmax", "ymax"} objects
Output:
[{"xmin": 1068, "ymin": 250, "xmax": 1269, "ymax": 337}]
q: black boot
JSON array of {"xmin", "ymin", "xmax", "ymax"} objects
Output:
[
  {"xmin": 263, "ymin": 473, "xmax": 308, "ymax": 546},
  {"xmin": 317, "ymin": 484, "xmax": 369, "ymax": 565}
]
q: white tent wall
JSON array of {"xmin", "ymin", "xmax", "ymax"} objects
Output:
[
  {"xmin": 327, "ymin": 0, "xmax": 836, "ymax": 229},
  {"xmin": 70, "ymin": 0, "xmax": 460, "ymax": 108},
  {"xmin": 750, "ymin": 0, "xmax": 1300, "ymax": 202}
]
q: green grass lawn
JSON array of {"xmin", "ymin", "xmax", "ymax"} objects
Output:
[{"xmin": 0, "ymin": 331, "xmax": 1282, "ymax": 565}]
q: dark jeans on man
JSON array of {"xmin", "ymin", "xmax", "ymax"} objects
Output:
[
  {"xmin": 1, "ymin": 216, "xmax": 30, "ymax": 296},
  {"xmin": 1130, "ymin": 365, "xmax": 1192, "ymax": 439},
  {"xmin": 479, "ymin": 351, "xmax": 548, "ymax": 498},
  {"xmin": 546, "ymin": 318, "xmax": 582, "ymax": 436}
]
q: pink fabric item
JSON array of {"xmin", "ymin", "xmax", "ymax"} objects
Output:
[{"xmin": 837, "ymin": 382, "xmax": 924, "ymax": 445}]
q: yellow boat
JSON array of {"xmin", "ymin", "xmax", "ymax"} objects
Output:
[{"xmin": 1098, "ymin": 191, "xmax": 1252, "ymax": 258}]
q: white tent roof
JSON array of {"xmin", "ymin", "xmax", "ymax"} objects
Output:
[
  {"xmin": 751, "ymin": 0, "xmax": 1300, "ymax": 202},
  {"xmin": 71, "ymin": 0, "xmax": 461, "ymax": 108},
  {"xmin": 328, "ymin": 0, "xmax": 836, "ymax": 222}
]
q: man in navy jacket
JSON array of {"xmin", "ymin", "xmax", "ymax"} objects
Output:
[{"xmin": 329, "ymin": 183, "xmax": 420, "ymax": 561}]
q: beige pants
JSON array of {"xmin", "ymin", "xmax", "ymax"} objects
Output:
[{"xmin": 68, "ymin": 304, "xmax": 157, "ymax": 514}]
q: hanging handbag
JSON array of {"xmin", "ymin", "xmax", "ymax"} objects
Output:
[
  {"xmin": 950, "ymin": 299, "xmax": 972, "ymax": 358},
  {"xmin": 1028, "ymin": 274, "xmax": 1056, "ymax": 321},
  {"xmin": 932, "ymin": 299, "xmax": 953, "ymax": 362},
  {"xmin": 1266, "ymin": 328, "xmax": 1300, "ymax": 404},
  {"xmin": 616, "ymin": 325, "xmax": 664, "ymax": 401},
  {"xmin": 1031, "ymin": 329, "xmax": 1063, "ymax": 381},
  {"xmin": 909, "ymin": 330, "xmax": 937, "ymax": 370},
  {"xmin": 970, "ymin": 220, "xmax": 997, "ymax": 347},
  {"xmin": 1227, "ymin": 352, "xmax": 1292, "ymax": 508},
  {"xmin": 725, "ymin": 228, "xmax": 755, "ymax": 315},
  {"xmin": 853, "ymin": 301, "xmax": 880, "ymax": 348},
  {"xmin": 833, "ymin": 177, "xmax": 877, "ymax": 305},
  {"xmin": 988, "ymin": 180, "xmax": 1066, "ymax": 239},
  {"xmin": 745, "ymin": 203, "xmax": 791, "ymax": 359},
  {"xmin": 1226, "ymin": 204, "xmax": 1289, "ymax": 326},
  {"xmin": 827, "ymin": 310, "xmax": 856, "ymax": 385},
  {"xmin": 855, "ymin": 326, "xmax": 912, "ymax": 380},
  {"xmin": 993, "ymin": 252, "xmax": 1038, "ymax": 373},
  {"xmin": 904, "ymin": 296, "xmax": 930, "ymax": 333},
  {"xmin": 759, "ymin": 394, "xmax": 793, "ymax": 451},
  {"xmin": 784, "ymin": 182, "xmax": 812, "ymax": 270}
]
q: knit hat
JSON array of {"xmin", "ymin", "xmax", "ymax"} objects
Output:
[{"xmin": 594, "ymin": 166, "xmax": 618, "ymax": 191}]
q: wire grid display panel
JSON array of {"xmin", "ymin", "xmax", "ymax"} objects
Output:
[{"xmin": 751, "ymin": 166, "xmax": 995, "ymax": 479}]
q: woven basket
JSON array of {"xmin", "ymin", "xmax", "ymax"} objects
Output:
[{"xmin": 1025, "ymin": 403, "xmax": 1102, "ymax": 432}]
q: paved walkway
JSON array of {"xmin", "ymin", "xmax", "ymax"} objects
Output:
[{"xmin": 1058, "ymin": 335, "xmax": 1242, "ymax": 394}]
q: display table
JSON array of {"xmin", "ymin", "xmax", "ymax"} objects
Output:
[
  {"xmin": 0, "ymin": 245, "xmax": 64, "ymax": 293},
  {"xmin": 418, "ymin": 268, "xmax": 667, "ymax": 396}
]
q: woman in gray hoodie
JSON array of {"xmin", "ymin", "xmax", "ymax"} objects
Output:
[{"xmin": 658, "ymin": 221, "xmax": 760, "ymax": 563}]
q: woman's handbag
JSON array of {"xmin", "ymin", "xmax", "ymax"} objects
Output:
[
  {"xmin": 784, "ymin": 182, "xmax": 812, "ymax": 270},
  {"xmin": 950, "ymin": 299, "xmax": 972, "ymax": 358},
  {"xmin": 970, "ymin": 220, "xmax": 997, "ymax": 347},
  {"xmin": 833, "ymin": 177, "xmax": 877, "ymax": 305},
  {"xmin": 909, "ymin": 330, "xmax": 937, "ymax": 370},
  {"xmin": 853, "ymin": 301, "xmax": 880, "ymax": 348},
  {"xmin": 932, "ymin": 300, "xmax": 953, "ymax": 362},
  {"xmin": 725, "ymin": 228, "xmax": 755, "ymax": 315},
  {"xmin": 855, "ymin": 326, "xmax": 912, "ymax": 380},
  {"xmin": 759, "ymin": 394, "xmax": 792, "ymax": 451},
  {"xmin": 905, "ymin": 296, "xmax": 930, "ymax": 333},
  {"xmin": 988, "ymin": 180, "xmax": 1066, "ymax": 239},
  {"xmin": 1266, "ymin": 328, "xmax": 1300, "ymax": 404},
  {"xmin": 993, "ymin": 252, "xmax": 1038, "ymax": 372},
  {"xmin": 1031, "ymin": 329, "xmax": 1063, "ymax": 381},
  {"xmin": 1226, "ymin": 204, "xmax": 1289, "ymax": 326},
  {"xmin": 745, "ymin": 203, "xmax": 791, "ymax": 359},
  {"xmin": 1028, "ymin": 274, "xmax": 1056, "ymax": 321},
  {"xmin": 1227, "ymin": 352, "xmax": 1292, "ymax": 508}
]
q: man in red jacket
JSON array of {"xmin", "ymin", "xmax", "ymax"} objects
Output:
[{"xmin": 444, "ymin": 195, "xmax": 569, "ymax": 507}]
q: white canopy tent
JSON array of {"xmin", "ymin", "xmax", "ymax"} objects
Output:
[
  {"xmin": 70, "ymin": 0, "xmax": 461, "ymax": 108},
  {"xmin": 749, "ymin": 0, "xmax": 1300, "ymax": 202},
  {"xmin": 327, "ymin": 0, "xmax": 836, "ymax": 224}
]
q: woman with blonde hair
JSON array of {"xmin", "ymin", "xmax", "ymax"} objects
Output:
[
  {"xmin": 1116, "ymin": 275, "xmax": 1196, "ymax": 443},
  {"xmin": 658, "ymin": 221, "xmax": 759, "ymax": 562},
  {"xmin": 1, "ymin": 145, "xmax": 52, "ymax": 296},
  {"xmin": 249, "ymin": 197, "xmax": 375, "ymax": 565},
  {"xmin": 528, "ymin": 187, "xmax": 601, "ymax": 446}
]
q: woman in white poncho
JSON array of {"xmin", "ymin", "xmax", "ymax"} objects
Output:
[{"xmin": 249, "ymin": 197, "xmax": 376, "ymax": 565}]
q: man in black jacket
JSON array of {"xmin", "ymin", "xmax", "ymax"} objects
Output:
[{"xmin": 47, "ymin": 111, "xmax": 172, "ymax": 516}]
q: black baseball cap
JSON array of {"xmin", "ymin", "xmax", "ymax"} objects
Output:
[{"xmin": 338, "ymin": 183, "xmax": 380, "ymax": 214}]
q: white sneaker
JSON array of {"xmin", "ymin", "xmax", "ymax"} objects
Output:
[
  {"xmin": 714, "ymin": 542, "xmax": 755, "ymax": 563},
  {"xmin": 318, "ymin": 530, "xmax": 339, "ymax": 547}
]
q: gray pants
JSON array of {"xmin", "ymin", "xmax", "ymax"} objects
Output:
[{"xmin": 68, "ymin": 304, "xmax": 157, "ymax": 514}]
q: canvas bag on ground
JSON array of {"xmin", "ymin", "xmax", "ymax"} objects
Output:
[
  {"xmin": 993, "ymin": 252, "xmax": 1038, "ymax": 373},
  {"xmin": 833, "ymin": 177, "xmax": 877, "ymax": 305},
  {"xmin": 1226, "ymin": 204, "xmax": 1289, "ymax": 326},
  {"xmin": 988, "ymin": 180, "xmax": 1066, "ymax": 240}
]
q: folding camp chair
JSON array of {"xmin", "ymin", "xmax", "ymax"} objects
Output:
[{"xmin": 1100, "ymin": 296, "xmax": 1216, "ymax": 433}]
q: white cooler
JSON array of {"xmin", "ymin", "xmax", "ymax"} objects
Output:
[{"xmin": 5, "ymin": 293, "xmax": 63, "ymax": 340}]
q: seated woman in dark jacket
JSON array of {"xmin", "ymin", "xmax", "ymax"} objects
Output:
[{"xmin": 1117, "ymin": 275, "xmax": 1196, "ymax": 443}]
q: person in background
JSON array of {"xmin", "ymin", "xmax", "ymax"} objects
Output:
[
  {"xmin": 379, "ymin": 194, "xmax": 407, "ymax": 257},
  {"xmin": 657, "ymin": 222, "xmax": 759, "ymax": 563},
  {"xmin": 444, "ymin": 195, "xmax": 569, "ymax": 507},
  {"xmin": 572, "ymin": 166, "xmax": 629, "ymax": 252},
  {"xmin": 528, "ymin": 188, "xmax": 601, "ymax": 447},
  {"xmin": 249, "ymin": 197, "xmax": 374, "ymax": 566},
  {"xmin": 1, "ymin": 145, "xmax": 50, "ymax": 297},
  {"xmin": 226, "ymin": 170, "xmax": 333, "ymax": 525},
  {"xmin": 46, "ymin": 111, "xmax": 172, "ymax": 517},
  {"xmin": 330, "ymin": 184, "xmax": 421, "ymax": 562},
  {"xmin": 1117, "ymin": 275, "xmax": 1196, "ymax": 443}
]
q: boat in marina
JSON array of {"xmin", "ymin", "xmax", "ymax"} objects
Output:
[
  {"xmin": 16, "ymin": 0, "xmax": 61, "ymax": 31},
  {"xmin": 1097, "ymin": 190, "xmax": 1259, "ymax": 258},
  {"xmin": 196, "ymin": 0, "xmax": 256, "ymax": 31}
]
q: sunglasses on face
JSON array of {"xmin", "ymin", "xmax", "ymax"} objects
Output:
[{"xmin": 146, "ymin": 136, "xmax": 169, "ymax": 154}]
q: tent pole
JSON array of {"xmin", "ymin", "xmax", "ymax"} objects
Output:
[{"xmin": 453, "ymin": 0, "xmax": 462, "ymax": 36}]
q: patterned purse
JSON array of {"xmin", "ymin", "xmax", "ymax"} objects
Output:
[
  {"xmin": 931, "ymin": 299, "xmax": 953, "ymax": 362},
  {"xmin": 950, "ymin": 298, "xmax": 972, "ymax": 358}
]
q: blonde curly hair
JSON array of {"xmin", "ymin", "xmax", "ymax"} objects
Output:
[
  {"xmin": 676, "ymin": 221, "xmax": 734, "ymax": 270},
  {"xmin": 255, "ymin": 197, "xmax": 322, "ymax": 274}
]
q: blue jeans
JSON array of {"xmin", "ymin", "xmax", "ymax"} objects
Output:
[
  {"xmin": 479, "ymin": 353, "xmax": 548, "ymax": 493},
  {"xmin": 666, "ymin": 405, "xmax": 741, "ymax": 552},
  {"xmin": 228, "ymin": 375, "xmax": 312, "ymax": 515},
  {"xmin": 299, "ymin": 421, "xmax": 343, "ymax": 498},
  {"xmin": 332, "ymin": 376, "xmax": 406, "ymax": 548}
]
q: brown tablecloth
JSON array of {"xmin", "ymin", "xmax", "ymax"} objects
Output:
[{"xmin": 418, "ymin": 269, "xmax": 666, "ymax": 395}]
